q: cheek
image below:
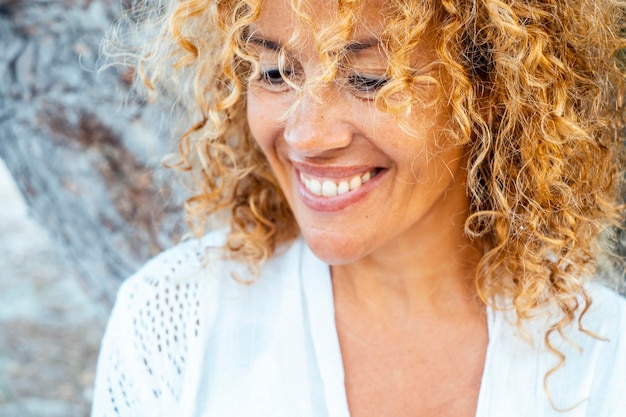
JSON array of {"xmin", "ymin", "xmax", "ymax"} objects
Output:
[
  {"xmin": 246, "ymin": 92, "xmax": 269, "ymax": 150},
  {"xmin": 246, "ymin": 90, "xmax": 288, "ymax": 157}
]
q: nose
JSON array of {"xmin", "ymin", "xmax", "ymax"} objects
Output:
[{"xmin": 283, "ymin": 91, "xmax": 354, "ymax": 157}]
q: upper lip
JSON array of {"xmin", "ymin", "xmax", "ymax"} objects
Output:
[{"xmin": 291, "ymin": 160, "xmax": 381, "ymax": 178}]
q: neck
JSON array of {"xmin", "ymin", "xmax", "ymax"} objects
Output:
[{"xmin": 330, "ymin": 196, "xmax": 483, "ymax": 322}]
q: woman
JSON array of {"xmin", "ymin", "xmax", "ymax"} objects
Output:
[{"xmin": 93, "ymin": 0, "xmax": 626, "ymax": 416}]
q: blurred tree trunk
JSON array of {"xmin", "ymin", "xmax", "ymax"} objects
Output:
[{"xmin": 0, "ymin": 0, "xmax": 185, "ymax": 308}]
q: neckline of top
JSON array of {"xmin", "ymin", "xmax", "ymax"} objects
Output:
[{"xmin": 298, "ymin": 238, "xmax": 498, "ymax": 417}]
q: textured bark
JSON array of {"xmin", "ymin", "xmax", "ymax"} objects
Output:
[{"xmin": 0, "ymin": 0, "xmax": 185, "ymax": 307}]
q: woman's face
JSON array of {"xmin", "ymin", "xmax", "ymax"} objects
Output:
[{"xmin": 246, "ymin": 0, "xmax": 470, "ymax": 265}]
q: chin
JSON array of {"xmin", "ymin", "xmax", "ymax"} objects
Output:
[{"xmin": 300, "ymin": 229, "xmax": 369, "ymax": 266}]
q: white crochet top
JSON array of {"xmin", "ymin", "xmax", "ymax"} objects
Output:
[{"xmin": 92, "ymin": 230, "xmax": 626, "ymax": 417}]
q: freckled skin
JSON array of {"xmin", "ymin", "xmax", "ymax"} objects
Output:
[
  {"xmin": 247, "ymin": 2, "xmax": 469, "ymax": 267},
  {"xmin": 246, "ymin": 1, "xmax": 487, "ymax": 416}
]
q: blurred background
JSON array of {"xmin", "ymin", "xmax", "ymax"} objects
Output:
[
  {"xmin": 0, "ymin": 159, "xmax": 104, "ymax": 416},
  {"xmin": 1, "ymin": 0, "xmax": 185, "ymax": 416}
]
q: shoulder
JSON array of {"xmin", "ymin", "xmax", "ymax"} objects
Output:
[
  {"xmin": 122, "ymin": 228, "xmax": 230, "ymax": 291},
  {"xmin": 93, "ymin": 231, "xmax": 230, "ymax": 413},
  {"xmin": 579, "ymin": 282, "xmax": 626, "ymax": 372},
  {"xmin": 93, "ymin": 230, "xmax": 305, "ymax": 415},
  {"xmin": 575, "ymin": 282, "xmax": 626, "ymax": 372},
  {"xmin": 116, "ymin": 229, "xmax": 304, "ymax": 313},
  {"xmin": 547, "ymin": 282, "xmax": 626, "ymax": 414},
  {"xmin": 583, "ymin": 281, "xmax": 626, "ymax": 341},
  {"xmin": 481, "ymin": 283, "xmax": 626, "ymax": 416},
  {"xmin": 113, "ymin": 227, "xmax": 299, "ymax": 359},
  {"xmin": 112, "ymin": 229, "xmax": 304, "ymax": 348},
  {"xmin": 117, "ymin": 230, "xmax": 225, "ymax": 317},
  {"xmin": 108, "ymin": 226, "xmax": 306, "ymax": 361},
  {"xmin": 574, "ymin": 282, "xmax": 626, "ymax": 414},
  {"xmin": 111, "ymin": 230, "xmax": 229, "ymax": 338}
]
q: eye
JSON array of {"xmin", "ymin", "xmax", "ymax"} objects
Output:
[
  {"xmin": 254, "ymin": 67, "xmax": 301, "ymax": 93},
  {"xmin": 259, "ymin": 68, "xmax": 288, "ymax": 86},
  {"xmin": 347, "ymin": 74, "xmax": 390, "ymax": 96}
]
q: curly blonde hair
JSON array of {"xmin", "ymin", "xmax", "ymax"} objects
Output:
[{"xmin": 107, "ymin": 0, "xmax": 625, "ymax": 393}]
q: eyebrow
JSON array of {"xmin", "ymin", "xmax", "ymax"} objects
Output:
[
  {"xmin": 246, "ymin": 35, "xmax": 380, "ymax": 54},
  {"xmin": 345, "ymin": 39, "xmax": 380, "ymax": 53},
  {"xmin": 247, "ymin": 35, "xmax": 282, "ymax": 52}
]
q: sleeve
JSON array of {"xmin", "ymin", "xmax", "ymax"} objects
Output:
[
  {"xmin": 91, "ymin": 279, "xmax": 160, "ymax": 417},
  {"xmin": 597, "ymin": 295, "xmax": 626, "ymax": 415},
  {"xmin": 91, "ymin": 235, "xmax": 225, "ymax": 417},
  {"xmin": 584, "ymin": 284, "xmax": 626, "ymax": 416}
]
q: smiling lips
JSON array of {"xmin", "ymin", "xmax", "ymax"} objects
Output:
[{"xmin": 299, "ymin": 168, "xmax": 381, "ymax": 197}]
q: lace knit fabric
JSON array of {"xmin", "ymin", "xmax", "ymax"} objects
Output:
[
  {"xmin": 92, "ymin": 231, "xmax": 626, "ymax": 417},
  {"xmin": 92, "ymin": 236, "xmax": 217, "ymax": 417}
]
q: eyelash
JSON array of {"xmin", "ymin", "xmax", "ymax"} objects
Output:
[{"xmin": 347, "ymin": 74, "xmax": 390, "ymax": 93}]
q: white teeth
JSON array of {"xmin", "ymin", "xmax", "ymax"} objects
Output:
[
  {"xmin": 309, "ymin": 179, "xmax": 322, "ymax": 196},
  {"xmin": 300, "ymin": 170, "xmax": 378, "ymax": 197},
  {"xmin": 349, "ymin": 176, "xmax": 362, "ymax": 190},
  {"xmin": 337, "ymin": 181, "xmax": 350, "ymax": 195},
  {"xmin": 322, "ymin": 180, "xmax": 338, "ymax": 197}
]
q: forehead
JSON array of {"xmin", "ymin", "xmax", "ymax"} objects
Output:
[{"xmin": 253, "ymin": 0, "xmax": 388, "ymax": 44}]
